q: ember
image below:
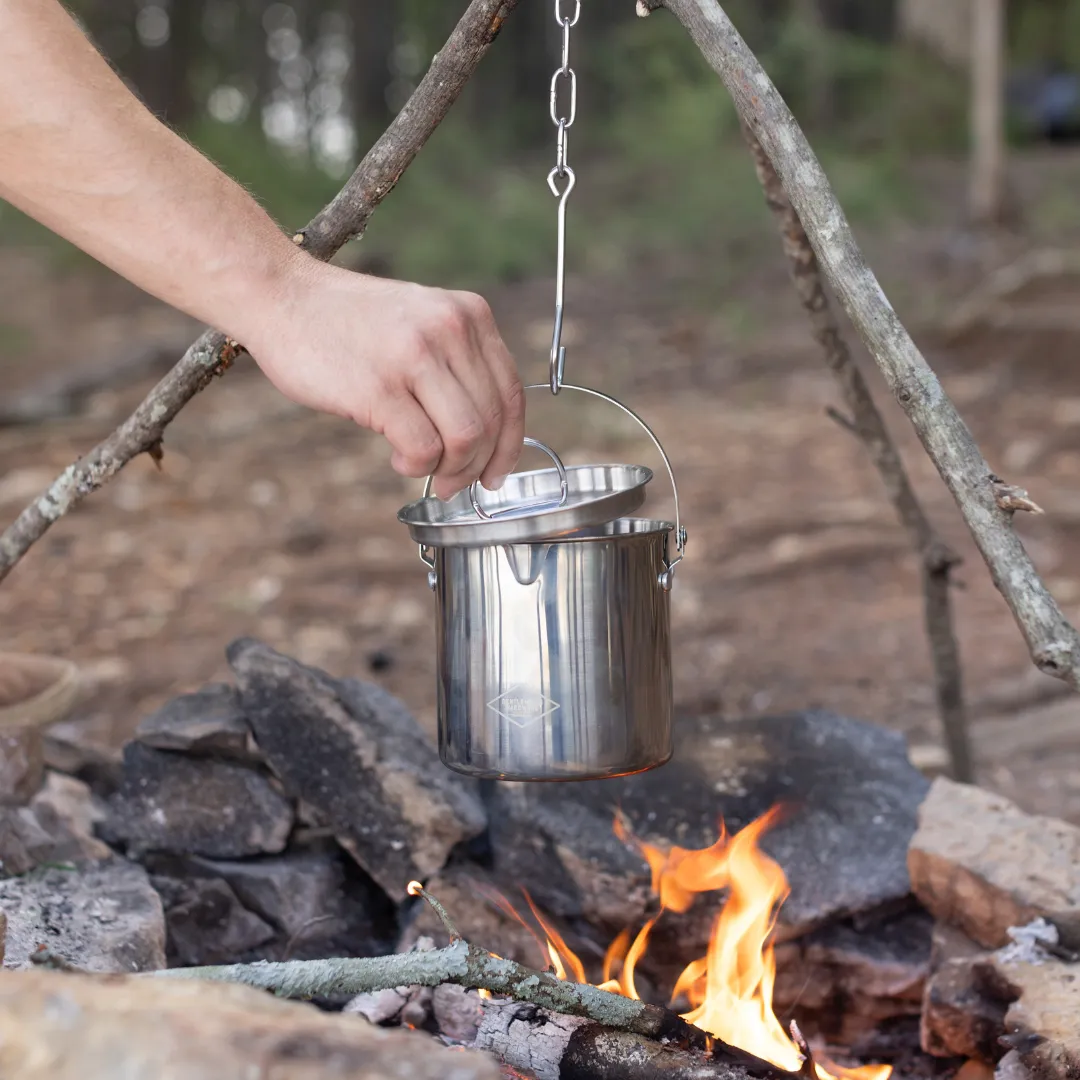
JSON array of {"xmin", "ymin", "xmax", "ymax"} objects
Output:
[{"xmin": 498, "ymin": 807, "xmax": 892, "ymax": 1080}]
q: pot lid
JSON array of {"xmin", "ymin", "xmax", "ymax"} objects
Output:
[{"xmin": 398, "ymin": 438, "xmax": 653, "ymax": 548}]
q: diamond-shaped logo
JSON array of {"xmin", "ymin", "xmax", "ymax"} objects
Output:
[{"xmin": 486, "ymin": 686, "xmax": 561, "ymax": 729}]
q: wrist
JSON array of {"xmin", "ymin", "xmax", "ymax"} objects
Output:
[{"xmin": 222, "ymin": 236, "xmax": 324, "ymax": 352}]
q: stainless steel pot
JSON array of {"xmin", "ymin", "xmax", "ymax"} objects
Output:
[{"xmin": 402, "ymin": 385, "xmax": 687, "ymax": 782}]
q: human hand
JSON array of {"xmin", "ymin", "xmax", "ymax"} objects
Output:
[{"xmin": 243, "ymin": 256, "xmax": 525, "ymax": 500}]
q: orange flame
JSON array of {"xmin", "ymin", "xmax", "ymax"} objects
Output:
[{"xmin": 495, "ymin": 807, "xmax": 892, "ymax": 1080}]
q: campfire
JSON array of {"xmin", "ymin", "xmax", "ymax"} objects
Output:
[
  {"xmin": 486, "ymin": 806, "xmax": 891, "ymax": 1080},
  {"xmin": 6, "ymin": 638, "xmax": 1077, "ymax": 1080}
]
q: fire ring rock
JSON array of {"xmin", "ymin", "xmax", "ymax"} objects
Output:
[
  {"xmin": 102, "ymin": 742, "xmax": 293, "ymax": 859},
  {"xmin": 227, "ymin": 637, "xmax": 487, "ymax": 901}
]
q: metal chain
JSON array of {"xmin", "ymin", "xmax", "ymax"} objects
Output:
[{"xmin": 547, "ymin": 0, "xmax": 580, "ymax": 395}]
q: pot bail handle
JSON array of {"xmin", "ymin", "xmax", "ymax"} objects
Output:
[{"xmin": 524, "ymin": 382, "xmax": 688, "ymax": 586}]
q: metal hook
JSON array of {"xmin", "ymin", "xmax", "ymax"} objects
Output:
[{"xmin": 547, "ymin": 166, "xmax": 576, "ymax": 395}]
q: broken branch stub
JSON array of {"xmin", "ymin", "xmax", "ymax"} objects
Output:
[
  {"xmin": 641, "ymin": 0, "xmax": 1080, "ymax": 690},
  {"xmin": 0, "ymin": 0, "xmax": 519, "ymax": 585}
]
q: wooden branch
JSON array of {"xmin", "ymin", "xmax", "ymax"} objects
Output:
[
  {"xmin": 473, "ymin": 998, "xmax": 771, "ymax": 1080},
  {"xmin": 0, "ymin": 0, "xmax": 518, "ymax": 586},
  {"xmin": 739, "ymin": 124, "xmax": 973, "ymax": 782},
  {"xmin": 639, "ymin": 0, "xmax": 1080, "ymax": 690},
  {"xmin": 150, "ymin": 938, "xmax": 782, "ymax": 1078}
]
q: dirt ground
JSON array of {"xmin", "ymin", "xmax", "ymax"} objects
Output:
[{"xmin": 3, "ymin": 159, "xmax": 1080, "ymax": 827}]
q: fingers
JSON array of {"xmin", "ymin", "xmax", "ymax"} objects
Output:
[
  {"xmin": 397, "ymin": 291, "xmax": 524, "ymax": 501},
  {"xmin": 379, "ymin": 390, "xmax": 443, "ymax": 481},
  {"xmin": 410, "ymin": 359, "xmax": 490, "ymax": 501},
  {"xmin": 453, "ymin": 292, "xmax": 525, "ymax": 490}
]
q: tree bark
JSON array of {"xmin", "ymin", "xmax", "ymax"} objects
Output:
[
  {"xmin": 969, "ymin": 0, "xmax": 1007, "ymax": 225},
  {"xmin": 740, "ymin": 123, "xmax": 972, "ymax": 782},
  {"xmin": 154, "ymin": 941, "xmax": 789, "ymax": 1080},
  {"xmin": 0, "ymin": 0, "xmax": 519, "ymax": 584},
  {"xmin": 636, "ymin": 0, "xmax": 1080, "ymax": 692}
]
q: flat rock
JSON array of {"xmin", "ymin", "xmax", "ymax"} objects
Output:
[
  {"xmin": 135, "ymin": 683, "xmax": 257, "ymax": 760},
  {"xmin": 227, "ymin": 638, "xmax": 487, "ymax": 901},
  {"xmin": 772, "ymin": 908, "xmax": 933, "ymax": 1045},
  {"xmin": 909, "ymin": 777, "xmax": 1080, "ymax": 948},
  {"xmin": 164, "ymin": 842, "xmax": 398, "ymax": 962},
  {"xmin": 151, "ymin": 873, "xmax": 276, "ymax": 966},
  {"xmin": 0, "ymin": 857, "xmax": 165, "ymax": 972},
  {"xmin": 103, "ymin": 743, "xmax": 293, "ymax": 859},
  {"xmin": 488, "ymin": 710, "xmax": 928, "ymax": 960},
  {"xmin": 0, "ymin": 967, "xmax": 501, "ymax": 1080},
  {"xmin": 988, "ymin": 948, "xmax": 1080, "ymax": 1080}
]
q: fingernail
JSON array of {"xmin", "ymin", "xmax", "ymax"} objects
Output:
[{"xmin": 485, "ymin": 474, "xmax": 509, "ymax": 491}]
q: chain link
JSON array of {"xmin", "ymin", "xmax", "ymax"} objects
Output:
[{"xmin": 547, "ymin": 0, "xmax": 580, "ymax": 394}]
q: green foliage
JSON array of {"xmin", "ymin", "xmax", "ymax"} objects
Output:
[{"xmin": 189, "ymin": 117, "xmax": 342, "ymax": 231}]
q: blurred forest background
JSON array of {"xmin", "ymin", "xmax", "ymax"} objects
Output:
[
  {"xmin": 4, "ymin": 0, "xmax": 1080, "ymax": 821},
  {"xmin": 2, "ymin": 0, "xmax": 1079, "ymax": 284}
]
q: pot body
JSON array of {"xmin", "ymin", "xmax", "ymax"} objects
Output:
[{"xmin": 432, "ymin": 519, "xmax": 674, "ymax": 781}]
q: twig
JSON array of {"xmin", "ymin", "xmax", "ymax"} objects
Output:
[
  {"xmin": 149, "ymin": 939, "xmax": 745, "ymax": 1059},
  {"xmin": 943, "ymin": 248, "xmax": 1080, "ymax": 341},
  {"xmin": 788, "ymin": 1020, "xmax": 817, "ymax": 1080},
  {"xmin": 639, "ymin": 0, "xmax": 1080, "ymax": 691},
  {"xmin": 0, "ymin": 0, "xmax": 518, "ymax": 585},
  {"xmin": 408, "ymin": 879, "xmax": 463, "ymax": 941},
  {"xmin": 739, "ymin": 123, "xmax": 973, "ymax": 782},
  {"xmin": 991, "ymin": 475, "xmax": 1044, "ymax": 516}
]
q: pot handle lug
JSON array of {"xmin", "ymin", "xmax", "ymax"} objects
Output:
[{"xmin": 418, "ymin": 544, "xmax": 437, "ymax": 590}]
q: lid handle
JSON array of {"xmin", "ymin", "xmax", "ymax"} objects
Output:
[{"xmin": 468, "ymin": 437, "xmax": 569, "ymax": 521}]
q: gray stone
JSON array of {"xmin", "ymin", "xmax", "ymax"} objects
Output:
[
  {"xmin": 103, "ymin": 743, "xmax": 293, "ymax": 859},
  {"xmin": 227, "ymin": 638, "xmax": 487, "ymax": 901},
  {"xmin": 151, "ymin": 874, "xmax": 276, "ymax": 966},
  {"xmin": 486, "ymin": 710, "xmax": 929, "ymax": 977},
  {"xmin": 988, "ymin": 939, "xmax": 1080, "ymax": 1080},
  {"xmin": 0, "ymin": 967, "xmax": 503, "ymax": 1080},
  {"xmin": 135, "ymin": 683, "xmax": 257, "ymax": 760},
  {"xmin": 28, "ymin": 771, "xmax": 112, "ymax": 863},
  {"xmin": 178, "ymin": 843, "xmax": 397, "ymax": 961},
  {"xmin": 909, "ymin": 777, "xmax": 1080, "ymax": 949},
  {"xmin": 0, "ymin": 774, "xmax": 111, "ymax": 877},
  {"xmin": 0, "ymin": 857, "xmax": 165, "ymax": 972},
  {"xmin": 0, "ymin": 806, "xmax": 64, "ymax": 876}
]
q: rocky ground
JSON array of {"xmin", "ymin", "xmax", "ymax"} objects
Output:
[{"xmin": 3, "ymin": 151, "xmax": 1080, "ymax": 825}]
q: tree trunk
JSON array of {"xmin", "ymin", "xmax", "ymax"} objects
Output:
[
  {"xmin": 351, "ymin": 0, "xmax": 395, "ymax": 134},
  {"xmin": 969, "ymin": 0, "xmax": 1007, "ymax": 225}
]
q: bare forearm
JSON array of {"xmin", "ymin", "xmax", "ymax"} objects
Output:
[
  {"xmin": 0, "ymin": 0, "xmax": 304, "ymax": 343},
  {"xmin": 0, "ymin": 0, "xmax": 525, "ymax": 496}
]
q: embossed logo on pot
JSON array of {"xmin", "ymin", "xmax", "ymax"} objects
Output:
[{"xmin": 486, "ymin": 686, "xmax": 561, "ymax": 728}]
